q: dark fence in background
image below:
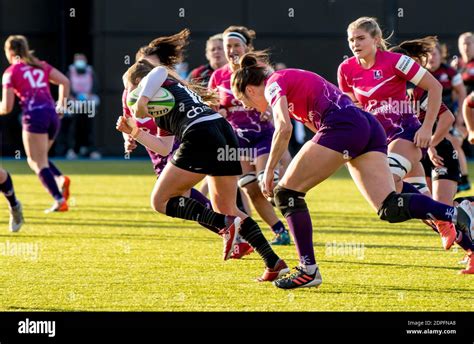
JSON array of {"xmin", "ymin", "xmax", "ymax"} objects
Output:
[{"xmin": 0, "ymin": 0, "xmax": 473, "ymax": 156}]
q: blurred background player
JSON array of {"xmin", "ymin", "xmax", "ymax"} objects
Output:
[
  {"xmin": 393, "ymin": 39, "xmax": 460, "ymax": 206},
  {"xmin": 0, "ymin": 35, "xmax": 71, "ymax": 213},
  {"xmin": 209, "ymin": 25, "xmax": 290, "ymax": 245},
  {"xmin": 426, "ymin": 42, "xmax": 469, "ymax": 192},
  {"xmin": 454, "ymin": 32, "xmax": 474, "ymax": 95},
  {"xmin": 462, "ymin": 91, "xmax": 474, "ymax": 143},
  {"xmin": 338, "ymin": 17, "xmax": 456, "ymax": 243},
  {"xmin": 0, "ymin": 168, "xmax": 24, "ymax": 231},
  {"xmin": 58, "ymin": 53, "xmax": 101, "ymax": 160},
  {"xmin": 452, "ymin": 32, "xmax": 474, "ymax": 190},
  {"xmin": 231, "ymin": 51, "xmax": 474, "ymax": 288},
  {"xmin": 389, "ymin": 39, "xmax": 474, "ymax": 271},
  {"xmin": 188, "ymin": 34, "xmax": 226, "ymax": 86}
]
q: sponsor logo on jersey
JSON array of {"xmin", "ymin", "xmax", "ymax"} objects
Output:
[
  {"xmin": 373, "ymin": 70, "xmax": 383, "ymax": 80},
  {"xmin": 396, "ymin": 55, "xmax": 415, "ymax": 75}
]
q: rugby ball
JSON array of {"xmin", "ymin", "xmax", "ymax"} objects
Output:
[{"xmin": 126, "ymin": 85, "xmax": 175, "ymax": 118}]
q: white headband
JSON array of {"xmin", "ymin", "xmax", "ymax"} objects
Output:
[{"xmin": 224, "ymin": 32, "xmax": 248, "ymax": 45}]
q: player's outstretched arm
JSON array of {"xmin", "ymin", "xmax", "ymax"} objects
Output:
[
  {"xmin": 49, "ymin": 68, "xmax": 70, "ymax": 116},
  {"xmin": 133, "ymin": 67, "xmax": 168, "ymax": 118},
  {"xmin": 414, "ymin": 72, "xmax": 442, "ymax": 148},
  {"xmin": 262, "ymin": 96, "xmax": 292, "ymax": 198},
  {"xmin": 115, "ymin": 116, "xmax": 174, "ymax": 156},
  {"xmin": 464, "ymin": 93, "xmax": 474, "ymax": 143}
]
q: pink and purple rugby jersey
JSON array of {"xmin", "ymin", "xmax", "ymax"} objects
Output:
[
  {"xmin": 338, "ymin": 50, "xmax": 423, "ymax": 142},
  {"xmin": 263, "ymin": 68, "xmax": 387, "ymax": 158},
  {"xmin": 122, "ymin": 89, "xmax": 178, "ymax": 176},
  {"xmin": 209, "ymin": 64, "xmax": 273, "ymax": 151},
  {"xmin": 264, "ymin": 68, "xmax": 354, "ymax": 129},
  {"xmin": 2, "ymin": 60, "xmax": 56, "ymax": 114}
]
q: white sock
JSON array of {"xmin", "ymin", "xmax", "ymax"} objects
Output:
[{"xmin": 301, "ymin": 264, "xmax": 317, "ymax": 275}]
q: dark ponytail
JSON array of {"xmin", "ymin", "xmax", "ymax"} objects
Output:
[
  {"xmin": 231, "ymin": 51, "xmax": 272, "ymax": 99},
  {"xmin": 142, "ymin": 29, "xmax": 190, "ymax": 67},
  {"xmin": 390, "ymin": 36, "xmax": 438, "ymax": 67}
]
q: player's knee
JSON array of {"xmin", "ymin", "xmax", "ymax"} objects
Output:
[
  {"xmin": 273, "ymin": 185, "xmax": 307, "ymax": 218},
  {"xmin": 388, "ymin": 153, "xmax": 412, "ymax": 180},
  {"xmin": 26, "ymin": 157, "xmax": 38, "ymax": 172},
  {"xmin": 0, "ymin": 169, "xmax": 7, "ymax": 182},
  {"xmin": 377, "ymin": 191, "xmax": 412, "ymax": 223},
  {"xmin": 150, "ymin": 191, "xmax": 167, "ymax": 214}
]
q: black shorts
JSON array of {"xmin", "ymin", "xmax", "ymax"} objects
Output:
[
  {"xmin": 421, "ymin": 138, "xmax": 461, "ymax": 182},
  {"xmin": 171, "ymin": 118, "xmax": 243, "ymax": 176}
]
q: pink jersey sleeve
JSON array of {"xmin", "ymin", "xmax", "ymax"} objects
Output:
[
  {"xmin": 392, "ymin": 53, "xmax": 426, "ymax": 85},
  {"xmin": 2, "ymin": 66, "xmax": 14, "ymax": 89},
  {"xmin": 208, "ymin": 70, "xmax": 217, "ymax": 90},
  {"xmin": 41, "ymin": 61, "xmax": 53, "ymax": 76},
  {"xmin": 337, "ymin": 62, "xmax": 352, "ymax": 93},
  {"xmin": 264, "ymin": 74, "xmax": 287, "ymax": 107}
]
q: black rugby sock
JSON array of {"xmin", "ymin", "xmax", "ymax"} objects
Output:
[{"xmin": 165, "ymin": 196, "xmax": 226, "ymax": 229}]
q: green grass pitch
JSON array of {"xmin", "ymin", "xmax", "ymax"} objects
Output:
[{"xmin": 0, "ymin": 160, "xmax": 473, "ymax": 311}]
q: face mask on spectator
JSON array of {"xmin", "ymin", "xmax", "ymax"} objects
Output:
[{"xmin": 74, "ymin": 59, "xmax": 87, "ymax": 71}]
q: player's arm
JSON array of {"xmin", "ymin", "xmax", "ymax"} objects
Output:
[
  {"xmin": 0, "ymin": 87, "xmax": 15, "ymax": 115},
  {"xmin": 453, "ymin": 81, "xmax": 467, "ymax": 129},
  {"xmin": 115, "ymin": 116, "xmax": 174, "ymax": 156},
  {"xmin": 263, "ymin": 96, "xmax": 293, "ymax": 197},
  {"xmin": 427, "ymin": 110, "xmax": 455, "ymax": 167},
  {"xmin": 123, "ymin": 132, "xmax": 137, "ymax": 153},
  {"xmin": 337, "ymin": 64, "xmax": 362, "ymax": 108},
  {"xmin": 413, "ymin": 72, "xmax": 442, "ymax": 148},
  {"xmin": 49, "ymin": 68, "xmax": 70, "ymax": 115},
  {"xmin": 431, "ymin": 110, "xmax": 455, "ymax": 147},
  {"xmin": 464, "ymin": 93, "xmax": 474, "ymax": 143},
  {"xmin": 134, "ymin": 66, "xmax": 168, "ymax": 118},
  {"xmin": 452, "ymin": 78, "xmax": 467, "ymax": 113},
  {"xmin": 0, "ymin": 71, "xmax": 15, "ymax": 115}
]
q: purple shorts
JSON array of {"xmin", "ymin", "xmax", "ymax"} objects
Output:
[
  {"xmin": 311, "ymin": 107, "xmax": 387, "ymax": 158},
  {"xmin": 389, "ymin": 124, "xmax": 419, "ymax": 143},
  {"xmin": 234, "ymin": 125, "xmax": 273, "ymax": 159},
  {"xmin": 22, "ymin": 108, "xmax": 60, "ymax": 140},
  {"xmin": 388, "ymin": 123, "xmax": 427, "ymax": 157}
]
